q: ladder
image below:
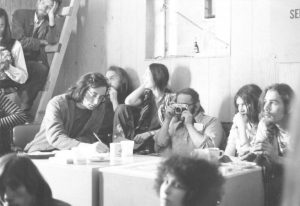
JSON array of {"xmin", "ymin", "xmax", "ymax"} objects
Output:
[{"xmin": 34, "ymin": 0, "xmax": 80, "ymax": 122}]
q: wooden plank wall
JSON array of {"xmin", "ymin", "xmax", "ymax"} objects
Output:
[{"xmin": 0, "ymin": 0, "xmax": 36, "ymax": 22}]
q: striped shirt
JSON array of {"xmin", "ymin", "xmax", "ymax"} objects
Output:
[{"xmin": 0, "ymin": 93, "xmax": 27, "ymax": 129}]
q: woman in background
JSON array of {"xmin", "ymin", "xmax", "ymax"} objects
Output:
[
  {"xmin": 112, "ymin": 63, "xmax": 174, "ymax": 153},
  {"xmin": 225, "ymin": 84, "xmax": 262, "ymax": 157},
  {"xmin": 0, "ymin": 8, "xmax": 28, "ymax": 90},
  {"xmin": 0, "ymin": 153, "xmax": 70, "ymax": 206},
  {"xmin": 105, "ymin": 66, "xmax": 131, "ymax": 111},
  {"xmin": 155, "ymin": 155, "xmax": 224, "ymax": 206}
]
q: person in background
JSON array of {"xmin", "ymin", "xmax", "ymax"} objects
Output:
[
  {"xmin": 154, "ymin": 88, "xmax": 225, "ymax": 155},
  {"xmin": 0, "ymin": 8, "xmax": 28, "ymax": 92},
  {"xmin": 12, "ymin": 0, "xmax": 61, "ymax": 113},
  {"xmin": 225, "ymin": 84, "xmax": 262, "ymax": 157},
  {"xmin": 113, "ymin": 63, "xmax": 174, "ymax": 153},
  {"xmin": 0, "ymin": 153, "xmax": 70, "ymax": 206},
  {"xmin": 155, "ymin": 155, "xmax": 224, "ymax": 206},
  {"xmin": 0, "ymin": 93, "xmax": 27, "ymax": 156},
  {"xmin": 105, "ymin": 66, "xmax": 131, "ymax": 111},
  {"xmin": 242, "ymin": 83, "xmax": 294, "ymax": 206},
  {"xmin": 24, "ymin": 72, "xmax": 114, "ymax": 153}
]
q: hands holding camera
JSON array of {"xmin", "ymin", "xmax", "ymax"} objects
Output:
[{"xmin": 164, "ymin": 103, "xmax": 193, "ymax": 125}]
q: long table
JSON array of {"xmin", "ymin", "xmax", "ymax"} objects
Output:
[
  {"xmin": 33, "ymin": 155, "xmax": 264, "ymax": 206},
  {"xmin": 33, "ymin": 155, "xmax": 159, "ymax": 206},
  {"xmin": 99, "ymin": 159, "xmax": 264, "ymax": 206}
]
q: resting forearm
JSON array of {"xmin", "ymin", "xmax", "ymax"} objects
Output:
[
  {"xmin": 154, "ymin": 119, "xmax": 171, "ymax": 147},
  {"xmin": 186, "ymin": 124, "xmax": 211, "ymax": 148}
]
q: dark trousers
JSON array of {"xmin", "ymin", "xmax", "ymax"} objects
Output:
[
  {"xmin": 0, "ymin": 128, "xmax": 12, "ymax": 156},
  {"xmin": 18, "ymin": 61, "xmax": 49, "ymax": 111},
  {"xmin": 113, "ymin": 104, "xmax": 155, "ymax": 153}
]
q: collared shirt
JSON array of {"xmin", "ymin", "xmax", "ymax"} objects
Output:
[
  {"xmin": 33, "ymin": 13, "xmax": 45, "ymax": 34},
  {"xmin": 155, "ymin": 112, "xmax": 224, "ymax": 155}
]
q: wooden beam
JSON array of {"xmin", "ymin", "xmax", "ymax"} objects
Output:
[
  {"xmin": 34, "ymin": 0, "xmax": 80, "ymax": 122},
  {"xmin": 45, "ymin": 43, "xmax": 62, "ymax": 53}
]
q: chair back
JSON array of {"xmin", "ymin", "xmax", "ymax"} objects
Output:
[{"xmin": 13, "ymin": 124, "xmax": 40, "ymax": 150}]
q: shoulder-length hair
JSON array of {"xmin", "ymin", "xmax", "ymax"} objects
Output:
[
  {"xmin": 259, "ymin": 83, "xmax": 295, "ymax": 115},
  {"xmin": 0, "ymin": 153, "xmax": 54, "ymax": 206},
  {"xmin": 66, "ymin": 72, "xmax": 109, "ymax": 102},
  {"xmin": 155, "ymin": 155, "xmax": 224, "ymax": 206},
  {"xmin": 0, "ymin": 8, "xmax": 12, "ymax": 48},
  {"xmin": 234, "ymin": 84, "xmax": 262, "ymax": 124},
  {"xmin": 107, "ymin": 66, "xmax": 132, "ymax": 104},
  {"xmin": 149, "ymin": 63, "xmax": 169, "ymax": 92}
]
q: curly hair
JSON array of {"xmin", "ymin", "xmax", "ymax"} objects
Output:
[
  {"xmin": 155, "ymin": 155, "xmax": 224, "ymax": 206},
  {"xmin": 66, "ymin": 72, "xmax": 109, "ymax": 102},
  {"xmin": 0, "ymin": 153, "xmax": 54, "ymax": 206},
  {"xmin": 234, "ymin": 84, "xmax": 262, "ymax": 124},
  {"xmin": 149, "ymin": 63, "xmax": 169, "ymax": 91}
]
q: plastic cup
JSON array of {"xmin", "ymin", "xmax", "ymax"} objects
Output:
[
  {"xmin": 120, "ymin": 140, "xmax": 134, "ymax": 157},
  {"xmin": 110, "ymin": 143, "xmax": 122, "ymax": 158}
]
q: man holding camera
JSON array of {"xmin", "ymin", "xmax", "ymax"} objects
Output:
[{"xmin": 154, "ymin": 88, "xmax": 225, "ymax": 155}]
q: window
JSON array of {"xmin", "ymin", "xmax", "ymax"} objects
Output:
[{"xmin": 146, "ymin": 0, "xmax": 231, "ymax": 59}]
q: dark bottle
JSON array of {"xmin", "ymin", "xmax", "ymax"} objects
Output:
[{"xmin": 194, "ymin": 41, "xmax": 199, "ymax": 53}]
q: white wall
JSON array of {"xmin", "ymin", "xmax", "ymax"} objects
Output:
[{"xmin": 55, "ymin": 0, "xmax": 300, "ymax": 121}]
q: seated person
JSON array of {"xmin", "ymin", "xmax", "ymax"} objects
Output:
[
  {"xmin": 241, "ymin": 83, "xmax": 294, "ymax": 163},
  {"xmin": 154, "ymin": 88, "xmax": 225, "ymax": 155},
  {"xmin": 0, "ymin": 153, "xmax": 70, "ymax": 206},
  {"xmin": 24, "ymin": 72, "xmax": 114, "ymax": 153},
  {"xmin": 105, "ymin": 66, "xmax": 132, "ymax": 111},
  {"xmin": 0, "ymin": 93, "xmax": 28, "ymax": 156},
  {"xmin": 155, "ymin": 154, "xmax": 224, "ymax": 206},
  {"xmin": 12, "ymin": 0, "xmax": 61, "ymax": 112},
  {"xmin": 113, "ymin": 63, "xmax": 174, "ymax": 152},
  {"xmin": 225, "ymin": 84, "xmax": 262, "ymax": 157},
  {"xmin": 0, "ymin": 8, "xmax": 28, "ymax": 91},
  {"xmin": 242, "ymin": 83, "xmax": 294, "ymax": 206}
]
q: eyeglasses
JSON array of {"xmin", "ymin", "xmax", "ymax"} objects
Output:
[{"xmin": 85, "ymin": 89, "xmax": 108, "ymax": 104}]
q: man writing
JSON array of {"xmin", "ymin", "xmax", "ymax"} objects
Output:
[{"xmin": 12, "ymin": 0, "xmax": 61, "ymax": 114}]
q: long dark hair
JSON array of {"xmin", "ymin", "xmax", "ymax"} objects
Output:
[
  {"xmin": 66, "ymin": 72, "xmax": 109, "ymax": 102},
  {"xmin": 0, "ymin": 8, "xmax": 12, "ymax": 48},
  {"xmin": 107, "ymin": 66, "xmax": 131, "ymax": 104},
  {"xmin": 0, "ymin": 153, "xmax": 54, "ymax": 206},
  {"xmin": 234, "ymin": 84, "xmax": 262, "ymax": 124},
  {"xmin": 149, "ymin": 63, "xmax": 169, "ymax": 91}
]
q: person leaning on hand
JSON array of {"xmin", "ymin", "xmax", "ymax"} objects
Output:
[
  {"xmin": 12, "ymin": 0, "xmax": 61, "ymax": 113},
  {"xmin": 24, "ymin": 72, "xmax": 114, "ymax": 153}
]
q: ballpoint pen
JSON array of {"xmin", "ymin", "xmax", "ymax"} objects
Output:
[{"xmin": 93, "ymin": 132, "xmax": 101, "ymax": 142}]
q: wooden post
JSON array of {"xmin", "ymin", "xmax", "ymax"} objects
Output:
[{"xmin": 34, "ymin": 0, "xmax": 80, "ymax": 122}]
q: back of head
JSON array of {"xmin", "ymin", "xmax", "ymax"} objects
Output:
[
  {"xmin": 66, "ymin": 72, "xmax": 109, "ymax": 102},
  {"xmin": 0, "ymin": 153, "xmax": 53, "ymax": 205},
  {"xmin": 155, "ymin": 155, "xmax": 224, "ymax": 206},
  {"xmin": 149, "ymin": 63, "xmax": 169, "ymax": 91}
]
